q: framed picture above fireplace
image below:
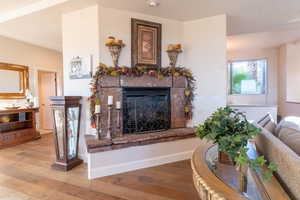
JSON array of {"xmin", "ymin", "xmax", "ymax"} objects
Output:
[{"xmin": 131, "ymin": 18, "xmax": 162, "ymax": 68}]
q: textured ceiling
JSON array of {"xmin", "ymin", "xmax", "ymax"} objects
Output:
[
  {"xmin": 0, "ymin": 0, "xmax": 42, "ymax": 13},
  {"xmin": 98, "ymin": 0, "xmax": 300, "ymax": 35},
  {"xmin": 1, "ymin": 0, "xmax": 300, "ymax": 51},
  {"xmin": 228, "ymin": 24, "xmax": 300, "ymax": 51}
]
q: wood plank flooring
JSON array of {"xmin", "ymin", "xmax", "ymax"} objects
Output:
[{"xmin": 0, "ymin": 134, "xmax": 199, "ymax": 200}]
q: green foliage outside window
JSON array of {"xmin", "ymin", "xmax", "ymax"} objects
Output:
[
  {"xmin": 232, "ymin": 73, "xmax": 249, "ymax": 94},
  {"xmin": 230, "ymin": 59, "xmax": 266, "ymax": 95}
]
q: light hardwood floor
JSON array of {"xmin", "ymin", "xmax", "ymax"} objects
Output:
[{"xmin": 0, "ymin": 134, "xmax": 199, "ymax": 200}]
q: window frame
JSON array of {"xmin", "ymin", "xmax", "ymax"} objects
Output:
[{"xmin": 228, "ymin": 58, "xmax": 268, "ymax": 95}]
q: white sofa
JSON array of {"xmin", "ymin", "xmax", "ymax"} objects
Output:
[{"xmin": 255, "ymin": 115, "xmax": 300, "ymax": 200}]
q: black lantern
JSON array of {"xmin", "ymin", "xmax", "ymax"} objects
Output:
[{"xmin": 49, "ymin": 96, "xmax": 82, "ymax": 171}]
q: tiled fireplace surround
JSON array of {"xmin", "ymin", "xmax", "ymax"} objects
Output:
[{"xmin": 85, "ymin": 75, "xmax": 195, "ymax": 153}]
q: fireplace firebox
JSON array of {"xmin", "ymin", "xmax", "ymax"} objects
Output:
[{"xmin": 123, "ymin": 87, "xmax": 171, "ymax": 134}]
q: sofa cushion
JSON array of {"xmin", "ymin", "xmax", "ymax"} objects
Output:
[
  {"xmin": 278, "ymin": 127, "xmax": 300, "ymax": 156},
  {"xmin": 264, "ymin": 121, "xmax": 276, "ymax": 134},
  {"xmin": 275, "ymin": 116, "xmax": 300, "ymax": 136},
  {"xmin": 257, "ymin": 114, "xmax": 276, "ymax": 134}
]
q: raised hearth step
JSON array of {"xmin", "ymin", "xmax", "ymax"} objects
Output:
[{"xmin": 85, "ymin": 128, "xmax": 196, "ymax": 153}]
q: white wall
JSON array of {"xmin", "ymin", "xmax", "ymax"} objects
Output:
[
  {"xmin": 286, "ymin": 42, "xmax": 300, "ymax": 103},
  {"xmin": 63, "ymin": 6, "xmax": 100, "ymax": 97},
  {"xmin": 62, "ymin": 5, "xmax": 100, "ymax": 159},
  {"xmin": 278, "ymin": 44, "xmax": 300, "ymax": 117},
  {"xmin": 229, "ymin": 105, "xmax": 277, "ymax": 122},
  {"xmin": 88, "ymin": 138, "xmax": 201, "ymax": 179},
  {"xmin": 183, "ymin": 15, "xmax": 227, "ymax": 125},
  {"xmin": 0, "ymin": 35, "xmax": 63, "ymax": 106},
  {"xmin": 99, "ymin": 7, "xmax": 183, "ymax": 67},
  {"xmin": 227, "ymin": 48, "xmax": 278, "ymax": 105}
]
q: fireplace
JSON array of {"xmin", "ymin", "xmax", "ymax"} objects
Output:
[
  {"xmin": 85, "ymin": 75, "xmax": 195, "ymax": 153},
  {"xmin": 122, "ymin": 87, "xmax": 171, "ymax": 134}
]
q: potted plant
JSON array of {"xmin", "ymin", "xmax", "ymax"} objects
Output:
[{"xmin": 196, "ymin": 107, "xmax": 277, "ymax": 184}]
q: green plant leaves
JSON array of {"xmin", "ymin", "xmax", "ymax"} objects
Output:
[
  {"xmin": 196, "ymin": 106, "xmax": 277, "ymax": 181},
  {"xmin": 262, "ymin": 171, "xmax": 273, "ymax": 180},
  {"xmin": 268, "ymin": 162, "xmax": 278, "ymax": 171}
]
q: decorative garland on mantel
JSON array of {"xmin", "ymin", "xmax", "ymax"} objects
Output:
[{"xmin": 89, "ymin": 63, "xmax": 195, "ymax": 127}]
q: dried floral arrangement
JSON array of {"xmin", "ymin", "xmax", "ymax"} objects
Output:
[{"xmin": 89, "ymin": 63, "xmax": 196, "ymax": 127}]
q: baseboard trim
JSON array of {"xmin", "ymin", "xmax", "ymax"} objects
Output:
[{"xmin": 88, "ymin": 150, "xmax": 193, "ymax": 179}]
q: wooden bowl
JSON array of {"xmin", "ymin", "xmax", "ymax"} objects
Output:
[
  {"xmin": 0, "ymin": 116, "xmax": 10, "ymax": 123},
  {"xmin": 4, "ymin": 106, "xmax": 20, "ymax": 110}
]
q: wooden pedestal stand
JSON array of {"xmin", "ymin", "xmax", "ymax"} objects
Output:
[{"xmin": 49, "ymin": 96, "xmax": 83, "ymax": 171}]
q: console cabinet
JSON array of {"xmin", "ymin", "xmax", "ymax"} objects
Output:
[{"xmin": 0, "ymin": 108, "xmax": 40, "ymax": 149}]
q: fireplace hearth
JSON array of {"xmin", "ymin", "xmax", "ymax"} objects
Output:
[{"xmin": 123, "ymin": 87, "xmax": 171, "ymax": 134}]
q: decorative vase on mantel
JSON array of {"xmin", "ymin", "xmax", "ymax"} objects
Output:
[
  {"xmin": 167, "ymin": 49, "xmax": 182, "ymax": 68},
  {"xmin": 106, "ymin": 43, "xmax": 125, "ymax": 68}
]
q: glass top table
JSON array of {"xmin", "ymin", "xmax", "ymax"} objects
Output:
[
  {"xmin": 205, "ymin": 144, "xmax": 268, "ymax": 200},
  {"xmin": 191, "ymin": 141, "xmax": 290, "ymax": 200}
]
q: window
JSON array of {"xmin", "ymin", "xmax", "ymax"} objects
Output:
[{"xmin": 229, "ymin": 59, "xmax": 267, "ymax": 95}]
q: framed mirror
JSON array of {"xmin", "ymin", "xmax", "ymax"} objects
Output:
[{"xmin": 0, "ymin": 63, "xmax": 29, "ymax": 99}]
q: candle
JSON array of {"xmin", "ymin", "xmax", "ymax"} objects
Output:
[
  {"xmin": 108, "ymin": 96, "xmax": 113, "ymax": 105},
  {"xmin": 116, "ymin": 101, "xmax": 121, "ymax": 109},
  {"xmin": 33, "ymin": 97, "xmax": 39, "ymax": 107},
  {"xmin": 95, "ymin": 104, "xmax": 101, "ymax": 114}
]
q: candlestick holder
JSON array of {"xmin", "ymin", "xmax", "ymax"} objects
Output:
[
  {"xmin": 95, "ymin": 113, "xmax": 101, "ymax": 140},
  {"xmin": 116, "ymin": 108, "xmax": 121, "ymax": 129},
  {"xmin": 106, "ymin": 43, "xmax": 125, "ymax": 68},
  {"xmin": 106, "ymin": 104, "xmax": 113, "ymax": 139}
]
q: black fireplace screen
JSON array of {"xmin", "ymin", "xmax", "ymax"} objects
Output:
[{"xmin": 123, "ymin": 88, "xmax": 171, "ymax": 134}]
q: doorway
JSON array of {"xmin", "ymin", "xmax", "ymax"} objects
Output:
[{"xmin": 38, "ymin": 71, "xmax": 57, "ymax": 132}]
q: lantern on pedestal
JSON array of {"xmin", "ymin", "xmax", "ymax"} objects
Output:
[{"xmin": 49, "ymin": 96, "xmax": 82, "ymax": 171}]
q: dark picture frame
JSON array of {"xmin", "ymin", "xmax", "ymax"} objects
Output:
[{"xmin": 131, "ymin": 18, "xmax": 162, "ymax": 68}]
